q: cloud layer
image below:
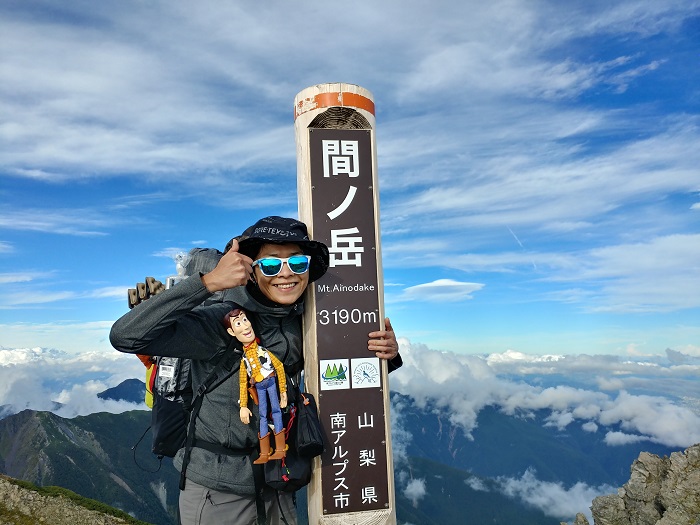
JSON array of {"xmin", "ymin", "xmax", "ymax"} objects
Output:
[
  {"xmin": 390, "ymin": 340, "xmax": 700, "ymax": 448},
  {"xmin": 388, "ymin": 339, "xmax": 700, "ymax": 522},
  {"xmin": 0, "ymin": 346, "xmax": 146, "ymax": 418}
]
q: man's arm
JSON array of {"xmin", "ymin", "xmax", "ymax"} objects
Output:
[{"xmin": 110, "ymin": 275, "xmax": 229, "ymax": 360}]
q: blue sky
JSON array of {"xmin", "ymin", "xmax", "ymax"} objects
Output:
[{"xmin": 1, "ymin": 0, "xmax": 700, "ymax": 358}]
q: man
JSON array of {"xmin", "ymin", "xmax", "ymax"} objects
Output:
[{"xmin": 110, "ymin": 216, "xmax": 400, "ymax": 525}]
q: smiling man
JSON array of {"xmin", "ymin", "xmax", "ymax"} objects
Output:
[{"xmin": 110, "ymin": 215, "xmax": 401, "ymax": 525}]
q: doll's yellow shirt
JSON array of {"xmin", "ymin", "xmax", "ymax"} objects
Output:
[{"xmin": 239, "ymin": 340, "xmax": 287, "ymax": 408}]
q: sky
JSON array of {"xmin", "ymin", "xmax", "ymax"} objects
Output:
[{"xmin": 1, "ymin": 0, "xmax": 700, "ymax": 360}]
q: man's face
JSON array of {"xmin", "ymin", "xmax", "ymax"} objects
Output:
[
  {"xmin": 228, "ymin": 312, "xmax": 255, "ymax": 343},
  {"xmin": 254, "ymin": 243, "xmax": 310, "ymax": 305}
]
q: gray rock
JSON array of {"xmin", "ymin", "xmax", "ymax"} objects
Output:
[{"xmin": 587, "ymin": 443, "xmax": 700, "ymax": 525}]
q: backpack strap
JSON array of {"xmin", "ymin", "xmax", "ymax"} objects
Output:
[
  {"xmin": 178, "ymin": 342, "xmax": 267, "ymax": 524},
  {"xmin": 191, "ymin": 439, "xmax": 254, "ymax": 456},
  {"xmin": 178, "ymin": 344, "xmax": 241, "ymax": 491}
]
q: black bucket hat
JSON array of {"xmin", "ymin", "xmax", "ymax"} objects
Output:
[{"xmin": 226, "ymin": 216, "xmax": 330, "ymax": 282}]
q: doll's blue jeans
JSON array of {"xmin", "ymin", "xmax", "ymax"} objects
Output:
[{"xmin": 256, "ymin": 375, "xmax": 283, "ymax": 436}]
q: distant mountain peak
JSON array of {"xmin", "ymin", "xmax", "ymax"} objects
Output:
[{"xmin": 96, "ymin": 379, "xmax": 146, "ymax": 405}]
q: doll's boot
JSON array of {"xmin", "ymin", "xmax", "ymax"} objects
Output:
[
  {"xmin": 268, "ymin": 431, "xmax": 287, "ymax": 460},
  {"xmin": 254, "ymin": 433, "xmax": 271, "ymax": 464}
]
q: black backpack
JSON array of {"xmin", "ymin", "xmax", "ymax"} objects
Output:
[
  {"xmin": 150, "ymin": 356, "xmax": 192, "ymax": 457},
  {"xmin": 132, "ymin": 345, "xmax": 241, "ymax": 473},
  {"xmin": 130, "ymin": 248, "xmax": 227, "ymax": 466}
]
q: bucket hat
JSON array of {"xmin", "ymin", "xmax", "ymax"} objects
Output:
[{"xmin": 226, "ymin": 216, "xmax": 329, "ymax": 282}]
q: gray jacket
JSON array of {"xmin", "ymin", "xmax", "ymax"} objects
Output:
[{"xmin": 109, "ymin": 275, "xmax": 304, "ymax": 494}]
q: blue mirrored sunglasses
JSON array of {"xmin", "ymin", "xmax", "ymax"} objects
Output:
[{"xmin": 252, "ymin": 254, "xmax": 311, "ymax": 277}]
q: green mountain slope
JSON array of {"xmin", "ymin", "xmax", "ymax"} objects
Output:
[{"xmin": 0, "ymin": 409, "xmax": 178, "ymax": 525}]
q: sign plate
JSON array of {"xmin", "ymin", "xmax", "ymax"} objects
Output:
[{"xmin": 309, "ymin": 128, "xmax": 389, "ymax": 514}]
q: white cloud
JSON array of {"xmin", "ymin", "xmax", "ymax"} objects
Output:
[
  {"xmin": 582, "ymin": 421, "xmax": 599, "ymax": 433},
  {"xmin": 597, "ymin": 390, "xmax": 698, "ymax": 446},
  {"xmin": 486, "ymin": 349, "xmax": 564, "ymax": 365},
  {"xmin": 390, "ymin": 397, "xmax": 413, "ymax": 466},
  {"xmin": 0, "ymin": 346, "xmax": 146, "ymax": 416},
  {"xmin": 2, "ymin": 290, "xmax": 77, "ymax": 307},
  {"xmin": 0, "ymin": 346, "xmax": 66, "ymax": 366},
  {"xmin": 552, "ymin": 233, "xmax": 700, "ymax": 312},
  {"xmin": 402, "ymin": 478, "xmax": 427, "ymax": 508},
  {"xmin": 465, "ymin": 477, "xmax": 489, "ymax": 492},
  {"xmin": 0, "ymin": 321, "xmax": 115, "ymax": 353},
  {"xmin": 0, "ymin": 272, "xmax": 37, "ymax": 284},
  {"xmin": 596, "ymin": 376, "xmax": 626, "ymax": 391},
  {"xmin": 395, "ymin": 279, "xmax": 485, "ymax": 303},
  {"xmin": 544, "ymin": 411, "xmax": 576, "ymax": 430},
  {"xmin": 677, "ymin": 345, "xmax": 700, "ymax": 358},
  {"xmin": 497, "ymin": 468, "xmax": 615, "ymax": 522},
  {"xmin": 53, "ymin": 379, "xmax": 144, "ymax": 418},
  {"xmin": 0, "ymin": 208, "xmax": 112, "ymax": 236},
  {"xmin": 87, "ymin": 287, "xmax": 133, "ymax": 300},
  {"xmin": 0, "ymin": 279, "xmax": 128, "ymax": 308},
  {"xmin": 390, "ymin": 340, "xmax": 700, "ymax": 448},
  {"xmin": 604, "ymin": 431, "xmax": 648, "ymax": 446}
]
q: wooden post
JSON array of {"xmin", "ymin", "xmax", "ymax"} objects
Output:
[{"xmin": 295, "ymin": 83, "xmax": 396, "ymax": 525}]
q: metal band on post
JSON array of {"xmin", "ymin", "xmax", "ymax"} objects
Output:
[{"xmin": 295, "ymin": 83, "xmax": 396, "ymax": 525}]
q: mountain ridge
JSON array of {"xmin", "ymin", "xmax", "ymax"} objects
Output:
[
  {"xmin": 0, "ymin": 408, "xmax": 179, "ymax": 524},
  {"xmin": 0, "ymin": 473, "xmax": 151, "ymax": 524}
]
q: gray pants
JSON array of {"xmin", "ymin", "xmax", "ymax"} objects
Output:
[{"xmin": 179, "ymin": 479, "xmax": 298, "ymax": 525}]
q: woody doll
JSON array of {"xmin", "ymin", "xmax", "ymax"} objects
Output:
[{"xmin": 224, "ymin": 308, "xmax": 287, "ymax": 464}]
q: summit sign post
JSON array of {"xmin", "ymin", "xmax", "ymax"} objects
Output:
[{"xmin": 294, "ymin": 84, "xmax": 396, "ymax": 525}]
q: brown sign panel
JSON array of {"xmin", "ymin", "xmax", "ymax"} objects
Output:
[{"xmin": 308, "ymin": 128, "xmax": 389, "ymax": 515}]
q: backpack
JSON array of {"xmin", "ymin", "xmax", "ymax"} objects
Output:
[
  {"xmin": 131, "ymin": 248, "xmax": 224, "ymax": 465},
  {"xmin": 132, "ymin": 335, "xmax": 242, "ymax": 474},
  {"xmin": 150, "ymin": 356, "xmax": 193, "ymax": 457}
]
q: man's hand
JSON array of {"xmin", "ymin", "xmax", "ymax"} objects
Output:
[
  {"xmin": 368, "ymin": 317, "xmax": 399, "ymax": 361},
  {"xmin": 128, "ymin": 277, "xmax": 165, "ymax": 309},
  {"xmin": 202, "ymin": 239, "xmax": 254, "ymax": 292},
  {"xmin": 280, "ymin": 392, "xmax": 288, "ymax": 409}
]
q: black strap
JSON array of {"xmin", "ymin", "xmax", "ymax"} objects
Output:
[
  {"xmin": 130, "ymin": 424, "xmax": 163, "ymax": 473},
  {"xmin": 252, "ymin": 457, "xmax": 266, "ymax": 525},
  {"xmin": 178, "ymin": 339, "xmax": 268, "ymax": 524},
  {"xmin": 192, "ymin": 439, "xmax": 254, "ymax": 457},
  {"xmin": 275, "ymin": 490, "xmax": 291, "ymax": 525},
  {"xmin": 179, "ymin": 346, "xmax": 242, "ymax": 491}
]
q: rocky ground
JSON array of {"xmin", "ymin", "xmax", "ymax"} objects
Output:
[
  {"xmin": 563, "ymin": 443, "xmax": 700, "ymax": 525},
  {"xmin": 0, "ymin": 476, "xmax": 138, "ymax": 525}
]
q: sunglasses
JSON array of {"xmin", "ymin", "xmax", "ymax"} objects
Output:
[{"xmin": 252, "ymin": 254, "xmax": 311, "ymax": 277}]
